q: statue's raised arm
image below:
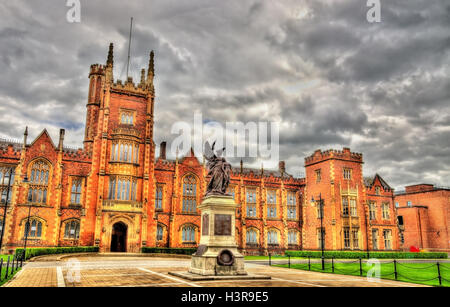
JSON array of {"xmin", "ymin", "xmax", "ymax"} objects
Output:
[{"xmin": 204, "ymin": 141, "xmax": 231, "ymax": 196}]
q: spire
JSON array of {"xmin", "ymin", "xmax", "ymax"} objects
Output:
[
  {"xmin": 140, "ymin": 68, "xmax": 145, "ymax": 85},
  {"xmin": 147, "ymin": 50, "xmax": 154, "ymax": 80},
  {"xmin": 107, "ymin": 43, "xmax": 114, "ymax": 67}
]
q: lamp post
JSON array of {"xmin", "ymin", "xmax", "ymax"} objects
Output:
[
  {"xmin": 0, "ymin": 167, "xmax": 14, "ymax": 252},
  {"xmin": 365, "ymin": 202, "xmax": 370, "ymax": 259},
  {"xmin": 312, "ymin": 193, "xmax": 325, "ymax": 270},
  {"xmin": 22, "ymin": 176, "xmax": 30, "ymax": 261}
]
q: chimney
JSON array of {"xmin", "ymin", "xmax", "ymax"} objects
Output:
[
  {"xmin": 160, "ymin": 141, "xmax": 166, "ymax": 160},
  {"xmin": 58, "ymin": 129, "xmax": 65, "ymax": 151},
  {"xmin": 23, "ymin": 126, "xmax": 28, "ymax": 149},
  {"xmin": 279, "ymin": 161, "xmax": 286, "ymax": 175}
]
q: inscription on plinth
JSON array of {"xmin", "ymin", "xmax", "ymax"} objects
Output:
[{"xmin": 214, "ymin": 214, "xmax": 231, "ymax": 236}]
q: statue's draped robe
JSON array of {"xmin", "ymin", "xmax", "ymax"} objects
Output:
[{"xmin": 206, "ymin": 158, "xmax": 231, "ymax": 195}]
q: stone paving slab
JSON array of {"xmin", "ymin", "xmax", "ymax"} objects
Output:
[
  {"xmin": 4, "ymin": 255, "xmax": 430, "ymax": 287},
  {"xmin": 169, "ymin": 271, "xmax": 271, "ymax": 281}
]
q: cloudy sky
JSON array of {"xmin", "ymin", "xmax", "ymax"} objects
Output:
[{"xmin": 0, "ymin": 0, "xmax": 449, "ymax": 189}]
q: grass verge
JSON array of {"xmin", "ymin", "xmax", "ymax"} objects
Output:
[{"xmin": 275, "ymin": 260, "xmax": 450, "ymax": 287}]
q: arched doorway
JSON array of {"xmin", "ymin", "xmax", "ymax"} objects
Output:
[{"xmin": 111, "ymin": 222, "xmax": 127, "ymax": 252}]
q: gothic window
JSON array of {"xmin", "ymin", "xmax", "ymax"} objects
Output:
[
  {"xmin": 246, "ymin": 189, "xmax": 256, "ymax": 203},
  {"xmin": 382, "ymin": 203, "xmax": 390, "ymax": 219},
  {"xmin": 317, "ymin": 199, "xmax": 324, "ymax": 219},
  {"xmin": 315, "ymin": 169, "xmax": 321, "ymax": 183},
  {"xmin": 383, "ymin": 229, "xmax": 392, "ymax": 250},
  {"xmin": 108, "ymin": 176, "xmax": 137, "ymax": 201},
  {"xmin": 350, "ymin": 199, "xmax": 357, "ymax": 217},
  {"xmin": 70, "ymin": 178, "xmax": 82, "ymax": 204},
  {"xmin": 342, "ymin": 197, "xmax": 349, "ymax": 216},
  {"xmin": 24, "ymin": 218, "xmax": 43, "ymax": 239},
  {"xmin": 120, "ymin": 111, "xmax": 134, "ymax": 125},
  {"xmin": 343, "ymin": 168, "xmax": 352, "ymax": 180},
  {"xmin": 182, "ymin": 225, "xmax": 196, "ymax": 242},
  {"xmin": 246, "ymin": 228, "xmax": 258, "ymax": 244},
  {"xmin": 343, "ymin": 227, "xmax": 350, "ymax": 249},
  {"xmin": 372, "ymin": 229, "xmax": 378, "ymax": 250},
  {"xmin": 155, "ymin": 185, "xmax": 163, "ymax": 210},
  {"xmin": 266, "ymin": 190, "xmax": 277, "ymax": 218},
  {"xmin": 64, "ymin": 220, "xmax": 80, "ymax": 239},
  {"xmin": 0, "ymin": 167, "xmax": 14, "ymax": 204},
  {"xmin": 28, "ymin": 160, "xmax": 50, "ymax": 204},
  {"xmin": 369, "ymin": 202, "xmax": 376, "ymax": 220},
  {"xmin": 288, "ymin": 230, "xmax": 297, "ymax": 245},
  {"xmin": 267, "ymin": 229, "xmax": 278, "ymax": 245},
  {"xmin": 375, "ymin": 186, "xmax": 381, "ymax": 195},
  {"xmin": 287, "ymin": 191, "xmax": 296, "ymax": 219},
  {"xmin": 352, "ymin": 229, "xmax": 359, "ymax": 249},
  {"xmin": 156, "ymin": 224, "xmax": 163, "ymax": 241},
  {"xmin": 182, "ymin": 175, "xmax": 197, "ymax": 213}
]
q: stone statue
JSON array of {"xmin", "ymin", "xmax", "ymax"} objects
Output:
[{"xmin": 204, "ymin": 141, "xmax": 232, "ymax": 196}]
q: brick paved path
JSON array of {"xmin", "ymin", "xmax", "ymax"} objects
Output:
[{"xmin": 4, "ymin": 256, "xmax": 428, "ymax": 287}]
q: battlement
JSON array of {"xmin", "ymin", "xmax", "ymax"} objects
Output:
[
  {"xmin": 304, "ymin": 147, "xmax": 363, "ymax": 166},
  {"xmin": 112, "ymin": 76, "xmax": 150, "ymax": 96},
  {"xmin": 89, "ymin": 64, "xmax": 106, "ymax": 76}
]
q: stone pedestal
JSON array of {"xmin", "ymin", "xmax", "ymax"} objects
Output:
[
  {"xmin": 169, "ymin": 194, "xmax": 270, "ymax": 281},
  {"xmin": 188, "ymin": 194, "xmax": 247, "ymax": 276}
]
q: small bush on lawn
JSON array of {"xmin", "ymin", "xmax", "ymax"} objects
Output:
[
  {"xmin": 284, "ymin": 250, "xmax": 448, "ymax": 259},
  {"xmin": 15, "ymin": 246, "xmax": 99, "ymax": 260},
  {"xmin": 142, "ymin": 247, "xmax": 196, "ymax": 255}
]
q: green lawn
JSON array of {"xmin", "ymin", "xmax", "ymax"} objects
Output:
[
  {"xmin": 275, "ymin": 260, "xmax": 450, "ymax": 287},
  {"xmin": 244, "ymin": 255, "xmax": 309, "ymax": 260},
  {"xmin": 0, "ymin": 255, "xmax": 22, "ymax": 286}
]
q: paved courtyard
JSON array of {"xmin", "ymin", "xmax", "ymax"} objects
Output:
[{"xmin": 4, "ymin": 255, "xmax": 428, "ymax": 287}]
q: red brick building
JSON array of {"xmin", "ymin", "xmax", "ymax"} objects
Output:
[
  {"xmin": 394, "ymin": 184, "xmax": 450, "ymax": 252},
  {"xmin": 0, "ymin": 44, "xmax": 446, "ymax": 255}
]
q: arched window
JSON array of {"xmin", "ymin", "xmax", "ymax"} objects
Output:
[
  {"xmin": 64, "ymin": 220, "xmax": 80, "ymax": 239},
  {"xmin": 182, "ymin": 225, "xmax": 196, "ymax": 242},
  {"xmin": 267, "ymin": 229, "xmax": 278, "ymax": 245},
  {"xmin": 28, "ymin": 160, "xmax": 50, "ymax": 204},
  {"xmin": 0, "ymin": 167, "xmax": 14, "ymax": 204},
  {"xmin": 70, "ymin": 178, "xmax": 82, "ymax": 204},
  {"xmin": 24, "ymin": 218, "xmax": 43, "ymax": 239},
  {"xmin": 156, "ymin": 224, "xmax": 163, "ymax": 241},
  {"xmin": 246, "ymin": 228, "xmax": 258, "ymax": 245},
  {"xmin": 108, "ymin": 176, "xmax": 137, "ymax": 201},
  {"xmin": 182, "ymin": 175, "xmax": 197, "ymax": 213},
  {"xmin": 155, "ymin": 185, "xmax": 163, "ymax": 210},
  {"xmin": 288, "ymin": 230, "xmax": 297, "ymax": 245}
]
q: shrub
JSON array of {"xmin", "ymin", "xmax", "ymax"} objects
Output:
[
  {"xmin": 141, "ymin": 247, "xmax": 196, "ymax": 255},
  {"xmin": 284, "ymin": 250, "xmax": 448, "ymax": 259},
  {"xmin": 15, "ymin": 246, "xmax": 99, "ymax": 260}
]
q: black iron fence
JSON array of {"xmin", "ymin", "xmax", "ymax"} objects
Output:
[
  {"xmin": 267, "ymin": 254, "xmax": 450, "ymax": 286},
  {"xmin": 0, "ymin": 254, "xmax": 24, "ymax": 283}
]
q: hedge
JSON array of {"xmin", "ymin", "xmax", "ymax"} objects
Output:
[
  {"xmin": 15, "ymin": 246, "xmax": 99, "ymax": 260},
  {"xmin": 284, "ymin": 250, "xmax": 448, "ymax": 259},
  {"xmin": 142, "ymin": 247, "xmax": 196, "ymax": 255}
]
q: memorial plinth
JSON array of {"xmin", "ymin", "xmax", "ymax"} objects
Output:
[{"xmin": 169, "ymin": 194, "xmax": 270, "ymax": 281}]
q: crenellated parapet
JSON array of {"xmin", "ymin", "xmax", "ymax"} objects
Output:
[
  {"xmin": 89, "ymin": 64, "xmax": 106, "ymax": 77},
  {"xmin": 304, "ymin": 147, "xmax": 363, "ymax": 166},
  {"xmin": 112, "ymin": 77, "xmax": 150, "ymax": 97}
]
